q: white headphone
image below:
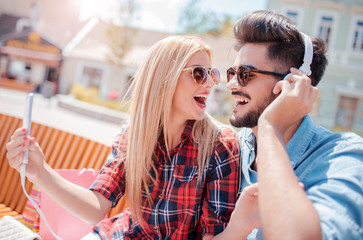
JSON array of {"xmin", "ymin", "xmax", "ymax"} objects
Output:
[
  {"xmin": 283, "ymin": 32, "xmax": 313, "ymax": 80},
  {"xmin": 299, "ymin": 32, "xmax": 313, "ymax": 76}
]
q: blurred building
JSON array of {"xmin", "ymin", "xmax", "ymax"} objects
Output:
[
  {"xmin": 0, "ymin": 0, "xmax": 134, "ymax": 100},
  {"xmin": 267, "ymin": 0, "xmax": 363, "ymax": 133},
  {"xmin": 0, "ymin": 0, "xmax": 236, "ymax": 109},
  {"xmin": 0, "ymin": 3, "xmax": 62, "ymax": 96}
]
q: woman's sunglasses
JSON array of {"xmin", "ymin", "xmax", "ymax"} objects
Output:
[
  {"xmin": 226, "ymin": 65, "xmax": 287, "ymax": 87},
  {"xmin": 183, "ymin": 66, "xmax": 220, "ymax": 85}
]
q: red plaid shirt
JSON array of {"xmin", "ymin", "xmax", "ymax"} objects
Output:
[{"xmin": 89, "ymin": 120, "xmax": 240, "ymax": 239}]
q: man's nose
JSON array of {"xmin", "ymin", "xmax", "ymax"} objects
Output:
[{"xmin": 226, "ymin": 74, "xmax": 240, "ymax": 90}]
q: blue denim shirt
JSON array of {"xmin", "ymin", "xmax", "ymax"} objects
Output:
[{"xmin": 238, "ymin": 115, "xmax": 363, "ymax": 240}]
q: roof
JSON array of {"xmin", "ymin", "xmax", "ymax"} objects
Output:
[
  {"xmin": 0, "ymin": 13, "xmax": 22, "ymax": 37},
  {"xmin": 1, "ymin": 31, "xmax": 62, "ymax": 52}
]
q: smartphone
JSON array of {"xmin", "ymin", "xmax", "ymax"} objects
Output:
[{"xmin": 23, "ymin": 93, "xmax": 34, "ymax": 164}]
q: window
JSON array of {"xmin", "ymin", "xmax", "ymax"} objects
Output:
[
  {"xmin": 81, "ymin": 66, "xmax": 103, "ymax": 88},
  {"xmin": 46, "ymin": 67, "xmax": 58, "ymax": 82},
  {"xmin": 282, "ymin": 6, "xmax": 304, "ymax": 29},
  {"xmin": 286, "ymin": 11, "xmax": 298, "ymax": 26},
  {"xmin": 335, "ymin": 96, "xmax": 359, "ymax": 130},
  {"xmin": 318, "ymin": 16, "xmax": 334, "ymax": 45},
  {"xmin": 352, "ymin": 20, "xmax": 363, "ymax": 52},
  {"xmin": 76, "ymin": 62, "xmax": 109, "ymax": 99}
]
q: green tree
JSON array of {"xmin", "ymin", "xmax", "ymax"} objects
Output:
[
  {"xmin": 218, "ymin": 15, "xmax": 234, "ymax": 37},
  {"xmin": 178, "ymin": 0, "xmax": 239, "ymax": 37},
  {"xmin": 178, "ymin": 0, "xmax": 220, "ymax": 34},
  {"xmin": 105, "ymin": 0, "xmax": 138, "ymax": 66}
]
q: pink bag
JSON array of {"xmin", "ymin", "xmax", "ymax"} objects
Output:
[{"xmin": 39, "ymin": 169, "xmax": 101, "ymax": 240}]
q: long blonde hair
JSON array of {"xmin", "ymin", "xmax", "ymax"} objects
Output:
[{"xmin": 124, "ymin": 35, "xmax": 223, "ymax": 225}]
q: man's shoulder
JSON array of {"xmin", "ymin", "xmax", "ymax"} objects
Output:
[
  {"xmin": 312, "ymin": 126, "xmax": 363, "ymax": 153},
  {"xmin": 333, "ymin": 131, "xmax": 363, "ymax": 144},
  {"xmin": 303, "ymin": 127, "xmax": 363, "ymax": 166}
]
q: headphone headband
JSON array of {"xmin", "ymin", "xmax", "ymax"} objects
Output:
[{"xmin": 299, "ymin": 32, "xmax": 313, "ymax": 76}]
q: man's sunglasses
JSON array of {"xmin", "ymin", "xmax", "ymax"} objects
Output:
[
  {"xmin": 183, "ymin": 66, "xmax": 220, "ymax": 85},
  {"xmin": 226, "ymin": 65, "xmax": 287, "ymax": 87}
]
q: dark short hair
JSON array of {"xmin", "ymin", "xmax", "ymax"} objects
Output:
[{"xmin": 233, "ymin": 10, "xmax": 328, "ymax": 86}]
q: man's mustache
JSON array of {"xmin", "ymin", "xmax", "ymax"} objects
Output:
[{"xmin": 231, "ymin": 91, "xmax": 251, "ymax": 100}]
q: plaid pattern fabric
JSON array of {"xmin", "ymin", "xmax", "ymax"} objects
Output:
[{"xmin": 89, "ymin": 120, "xmax": 240, "ymax": 240}]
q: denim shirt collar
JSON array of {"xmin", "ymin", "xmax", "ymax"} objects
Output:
[
  {"xmin": 240, "ymin": 128, "xmax": 256, "ymax": 166},
  {"xmin": 241, "ymin": 114, "xmax": 315, "ymax": 170},
  {"xmin": 238, "ymin": 127, "xmax": 257, "ymax": 191},
  {"xmin": 286, "ymin": 114, "xmax": 315, "ymax": 169}
]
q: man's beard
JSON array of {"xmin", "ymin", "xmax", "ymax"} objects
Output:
[{"xmin": 230, "ymin": 92, "xmax": 276, "ymax": 128}]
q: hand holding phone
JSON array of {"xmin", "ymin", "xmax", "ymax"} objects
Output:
[{"xmin": 19, "ymin": 93, "xmax": 63, "ymax": 240}]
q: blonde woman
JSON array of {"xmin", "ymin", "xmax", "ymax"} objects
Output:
[{"xmin": 6, "ymin": 35, "xmax": 240, "ymax": 239}]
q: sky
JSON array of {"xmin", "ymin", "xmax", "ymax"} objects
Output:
[
  {"xmin": 80, "ymin": 0, "xmax": 267, "ymax": 33},
  {"xmin": 132, "ymin": 0, "xmax": 267, "ymax": 33}
]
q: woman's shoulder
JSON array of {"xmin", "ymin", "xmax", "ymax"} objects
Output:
[
  {"xmin": 214, "ymin": 123, "xmax": 240, "ymax": 151},
  {"xmin": 208, "ymin": 124, "xmax": 240, "ymax": 170},
  {"xmin": 216, "ymin": 123, "xmax": 238, "ymax": 140},
  {"xmin": 111, "ymin": 121, "xmax": 130, "ymax": 153}
]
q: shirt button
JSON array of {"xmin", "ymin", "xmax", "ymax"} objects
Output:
[
  {"xmin": 159, "ymin": 194, "xmax": 163, "ymax": 199},
  {"xmin": 154, "ymin": 226, "xmax": 158, "ymax": 230}
]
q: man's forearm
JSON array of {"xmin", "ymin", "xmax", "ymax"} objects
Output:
[{"xmin": 257, "ymin": 123, "xmax": 321, "ymax": 240}]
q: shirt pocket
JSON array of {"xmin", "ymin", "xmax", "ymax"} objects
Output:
[
  {"xmin": 171, "ymin": 165, "xmax": 203, "ymax": 208},
  {"xmin": 173, "ymin": 165, "xmax": 198, "ymax": 182}
]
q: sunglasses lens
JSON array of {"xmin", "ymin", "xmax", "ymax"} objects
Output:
[
  {"xmin": 192, "ymin": 67, "xmax": 207, "ymax": 84},
  {"xmin": 240, "ymin": 68, "xmax": 248, "ymax": 86},
  {"xmin": 226, "ymin": 67, "xmax": 249, "ymax": 86},
  {"xmin": 226, "ymin": 68, "xmax": 235, "ymax": 83}
]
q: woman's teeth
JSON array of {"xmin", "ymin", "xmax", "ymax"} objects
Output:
[{"xmin": 194, "ymin": 94, "xmax": 208, "ymax": 105}]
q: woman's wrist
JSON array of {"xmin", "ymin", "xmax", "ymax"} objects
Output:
[
  {"xmin": 29, "ymin": 161, "xmax": 50, "ymax": 185},
  {"xmin": 227, "ymin": 213, "xmax": 251, "ymax": 239}
]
